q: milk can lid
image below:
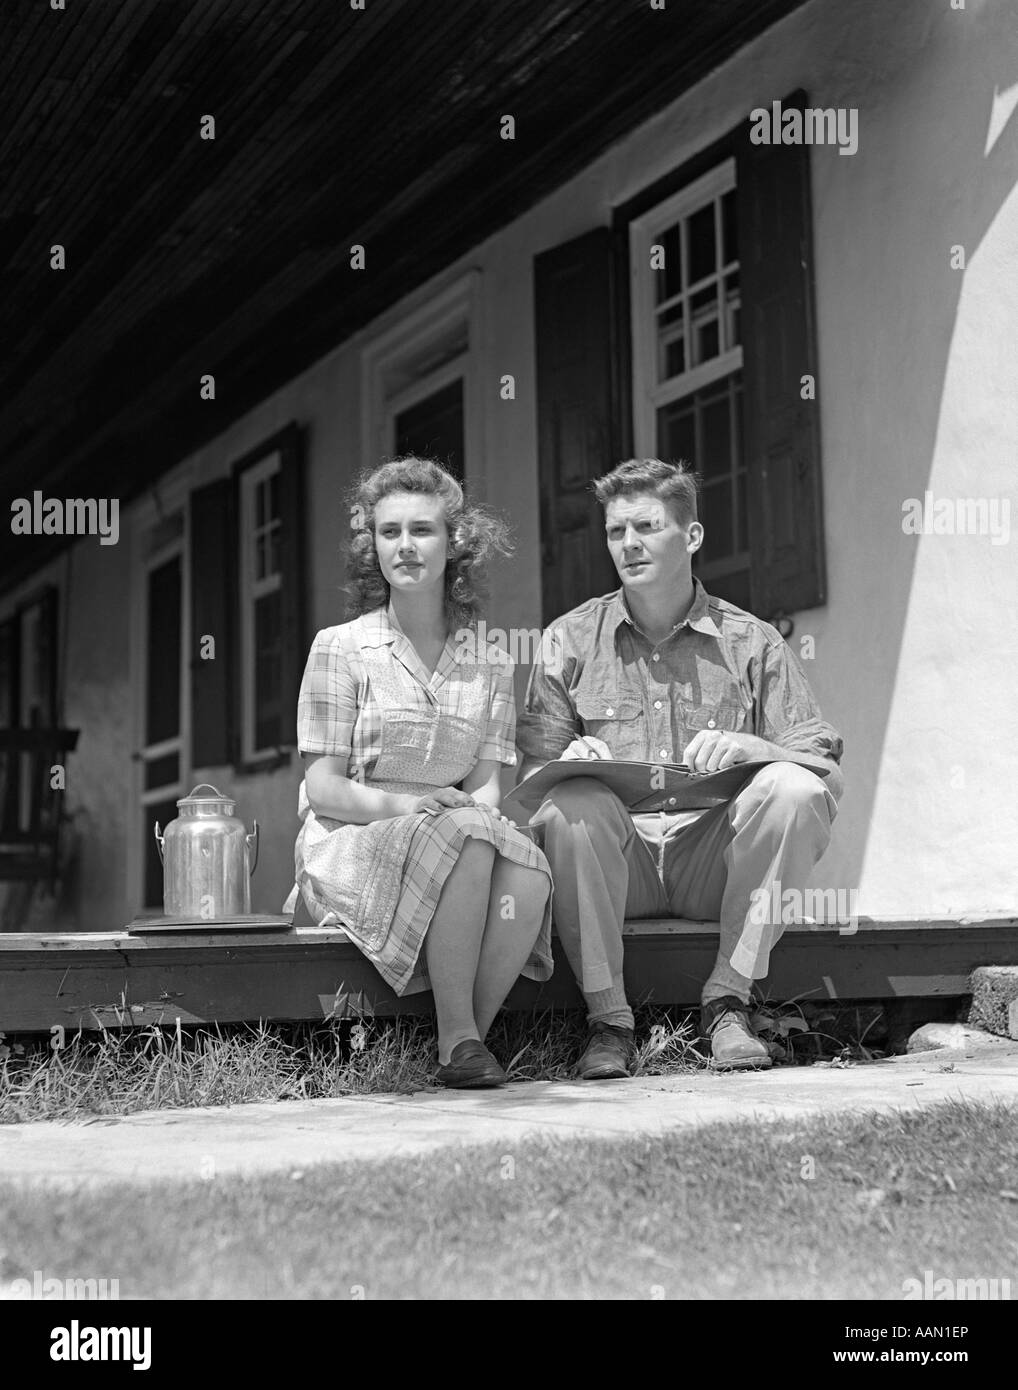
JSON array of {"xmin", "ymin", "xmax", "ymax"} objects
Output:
[{"xmin": 176, "ymin": 783, "xmax": 235, "ymax": 813}]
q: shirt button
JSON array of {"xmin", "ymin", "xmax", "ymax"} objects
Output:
[
  {"xmin": 654, "ymin": 700, "xmax": 662, "ymax": 710},
  {"xmin": 667, "ymin": 796, "xmax": 677, "ymax": 806},
  {"xmin": 605, "ymin": 707, "xmax": 614, "ymax": 717},
  {"xmin": 707, "ymin": 719, "xmax": 716, "ymax": 729},
  {"xmin": 660, "ymin": 749, "xmax": 669, "ymax": 759},
  {"xmin": 652, "ymin": 653, "xmax": 661, "ymax": 662}
]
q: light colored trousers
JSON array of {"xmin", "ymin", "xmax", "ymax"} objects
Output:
[{"xmin": 530, "ymin": 762, "xmax": 840, "ymax": 1024}]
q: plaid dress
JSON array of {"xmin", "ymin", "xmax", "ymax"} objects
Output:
[{"xmin": 286, "ymin": 605, "xmax": 554, "ymax": 996}]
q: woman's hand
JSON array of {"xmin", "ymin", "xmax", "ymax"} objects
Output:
[{"xmin": 411, "ymin": 787, "xmax": 479, "ymax": 816}]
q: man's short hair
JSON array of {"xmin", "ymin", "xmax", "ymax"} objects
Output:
[{"xmin": 592, "ymin": 458, "xmax": 700, "ymax": 528}]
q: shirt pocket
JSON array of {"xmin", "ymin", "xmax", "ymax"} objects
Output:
[
  {"xmin": 680, "ymin": 698, "xmax": 752, "ymax": 743},
  {"xmin": 574, "ymin": 689, "xmax": 643, "ymax": 752}
]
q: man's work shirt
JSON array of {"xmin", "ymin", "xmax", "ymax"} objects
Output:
[{"xmin": 516, "ymin": 579, "xmax": 844, "ymax": 868}]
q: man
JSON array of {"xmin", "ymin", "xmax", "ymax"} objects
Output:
[{"xmin": 516, "ymin": 458, "xmax": 844, "ymax": 1080}]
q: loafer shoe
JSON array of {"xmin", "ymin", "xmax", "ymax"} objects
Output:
[
  {"xmin": 434, "ymin": 1039, "xmax": 507, "ymax": 1089},
  {"xmin": 700, "ymin": 995, "xmax": 773, "ymax": 1071},
  {"xmin": 575, "ymin": 1022, "xmax": 636, "ymax": 1080}
]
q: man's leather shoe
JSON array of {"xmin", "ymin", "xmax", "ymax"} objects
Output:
[
  {"xmin": 700, "ymin": 996, "xmax": 773, "ymax": 1071},
  {"xmin": 575, "ymin": 1022, "xmax": 636, "ymax": 1080},
  {"xmin": 435, "ymin": 1039, "xmax": 507, "ymax": 1089}
]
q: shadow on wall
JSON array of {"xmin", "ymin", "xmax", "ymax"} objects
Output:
[{"xmin": 811, "ymin": 2, "xmax": 1018, "ymax": 900}]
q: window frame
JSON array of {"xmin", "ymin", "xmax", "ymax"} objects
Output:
[
  {"xmin": 361, "ymin": 271, "xmax": 481, "ymax": 479},
  {"xmin": 629, "ymin": 157, "xmax": 742, "ymax": 457}
]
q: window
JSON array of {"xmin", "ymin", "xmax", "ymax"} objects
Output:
[
  {"xmin": 0, "ymin": 586, "xmax": 59, "ymax": 838},
  {"xmin": 617, "ymin": 96, "xmax": 827, "ymax": 620},
  {"xmin": 392, "ymin": 374, "xmax": 465, "ymax": 481},
  {"xmin": 630, "ymin": 159, "xmax": 749, "ymax": 607},
  {"xmin": 362, "ymin": 272, "xmax": 480, "ymax": 484},
  {"xmin": 186, "ymin": 423, "xmax": 305, "ymax": 774}
]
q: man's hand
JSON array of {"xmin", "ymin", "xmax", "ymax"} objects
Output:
[
  {"xmin": 560, "ymin": 735, "xmax": 613, "ymax": 762},
  {"xmin": 682, "ymin": 730, "xmax": 772, "ymax": 773}
]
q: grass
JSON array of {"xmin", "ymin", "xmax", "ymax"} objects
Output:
[
  {"xmin": 0, "ymin": 1007, "xmax": 701, "ymax": 1124},
  {"xmin": 0, "ymin": 1099, "xmax": 1014, "ymax": 1299},
  {"xmin": 0, "ymin": 999, "xmax": 891, "ymax": 1125}
]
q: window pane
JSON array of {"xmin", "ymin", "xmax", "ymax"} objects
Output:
[
  {"xmin": 146, "ymin": 556, "xmax": 181, "ymax": 745},
  {"xmin": 145, "ymin": 752, "xmax": 179, "ymax": 790},
  {"xmin": 254, "ymin": 590, "xmax": 282, "ymax": 750},
  {"xmin": 256, "ymin": 479, "xmax": 265, "ymax": 528},
  {"xmin": 268, "ymin": 469, "xmax": 280, "ymax": 522},
  {"xmin": 144, "ymin": 796, "xmax": 180, "ymax": 910},
  {"xmin": 722, "ymin": 189, "xmax": 738, "ymax": 265},
  {"xmin": 724, "ymin": 272, "xmax": 740, "ymax": 350},
  {"xmin": 738, "ymin": 472, "xmax": 749, "ymax": 554},
  {"xmin": 690, "ymin": 283, "xmax": 720, "ymax": 367},
  {"xmin": 660, "ymin": 331, "xmax": 685, "ymax": 381},
  {"xmin": 695, "ymin": 317, "xmax": 719, "ymax": 365},
  {"xmin": 701, "ymin": 478, "xmax": 733, "ymax": 558},
  {"xmin": 657, "ymin": 401, "xmax": 696, "ymax": 466},
  {"xmin": 394, "ymin": 378, "xmax": 465, "ymax": 481},
  {"xmin": 656, "ymin": 223, "xmax": 682, "ymax": 303},
  {"xmin": 688, "ymin": 203, "xmax": 715, "ymax": 285},
  {"xmin": 255, "ymin": 531, "xmax": 266, "ymax": 582},
  {"xmin": 699, "ymin": 392, "xmax": 732, "ymax": 480},
  {"xmin": 267, "ymin": 523, "xmax": 281, "ymax": 578}
]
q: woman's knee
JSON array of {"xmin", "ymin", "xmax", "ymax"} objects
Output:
[
  {"xmin": 493, "ymin": 859, "xmax": 551, "ymax": 917},
  {"xmin": 448, "ymin": 834, "xmax": 496, "ymax": 883}
]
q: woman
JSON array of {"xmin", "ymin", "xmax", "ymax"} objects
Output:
[{"xmin": 290, "ymin": 457, "xmax": 553, "ymax": 1088}]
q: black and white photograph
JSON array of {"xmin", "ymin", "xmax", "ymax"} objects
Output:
[{"xmin": 1, "ymin": 0, "xmax": 1016, "ymax": 1344}]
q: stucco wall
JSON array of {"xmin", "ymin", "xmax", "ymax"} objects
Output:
[{"xmin": 3, "ymin": 0, "xmax": 1015, "ymax": 927}]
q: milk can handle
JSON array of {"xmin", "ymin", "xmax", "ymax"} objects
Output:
[
  {"xmin": 153, "ymin": 822, "xmax": 164, "ymax": 865},
  {"xmin": 247, "ymin": 820, "xmax": 259, "ymax": 877},
  {"xmin": 188, "ymin": 783, "xmax": 224, "ymax": 798}
]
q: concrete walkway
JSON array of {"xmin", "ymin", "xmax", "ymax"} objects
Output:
[{"xmin": 2, "ymin": 1038, "xmax": 1016, "ymax": 1189}]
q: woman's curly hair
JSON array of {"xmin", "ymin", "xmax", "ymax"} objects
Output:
[{"xmin": 344, "ymin": 457, "xmax": 514, "ymax": 630}]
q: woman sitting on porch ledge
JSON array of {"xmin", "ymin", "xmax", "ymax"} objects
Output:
[{"xmin": 285, "ymin": 457, "xmax": 553, "ymax": 1088}]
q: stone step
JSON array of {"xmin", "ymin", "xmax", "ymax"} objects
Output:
[{"xmin": 969, "ymin": 966, "xmax": 1018, "ymax": 1039}]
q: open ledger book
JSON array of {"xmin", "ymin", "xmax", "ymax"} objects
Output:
[{"xmin": 503, "ymin": 752, "xmax": 835, "ymax": 821}]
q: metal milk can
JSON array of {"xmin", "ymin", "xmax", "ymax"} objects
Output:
[{"xmin": 154, "ymin": 784, "xmax": 259, "ymax": 919}]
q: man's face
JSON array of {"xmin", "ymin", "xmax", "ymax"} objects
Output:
[{"xmin": 604, "ymin": 492, "xmax": 702, "ymax": 591}]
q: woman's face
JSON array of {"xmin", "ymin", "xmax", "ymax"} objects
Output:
[{"xmin": 373, "ymin": 491, "xmax": 450, "ymax": 596}]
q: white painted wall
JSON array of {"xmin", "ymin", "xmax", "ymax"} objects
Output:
[{"xmin": 3, "ymin": 0, "xmax": 1016, "ymax": 928}]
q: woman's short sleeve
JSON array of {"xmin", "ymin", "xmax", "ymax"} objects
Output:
[
  {"xmin": 476, "ymin": 656, "xmax": 518, "ymax": 767},
  {"xmin": 296, "ymin": 630, "xmax": 358, "ymax": 758}
]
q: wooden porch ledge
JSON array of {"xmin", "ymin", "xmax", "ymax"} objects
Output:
[{"xmin": 0, "ymin": 916, "xmax": 1016, "ymax": 1032}]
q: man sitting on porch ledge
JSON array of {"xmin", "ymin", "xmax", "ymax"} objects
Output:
[{"xmin": 516, "ymin": 459, "xmax": 844, "ymax": 1080}]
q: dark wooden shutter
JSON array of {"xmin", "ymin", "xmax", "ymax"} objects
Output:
[
  {"xmin": 0, "ymin": 615, "xmax": 19, "ymax": 836},
  {"xmin": 276, "ymin": 424, "xmax": 306, "ymax": 749},
  {"xmin": 190, "ymin": 478, "xmax": 236, "ymax": 766},
  {"xmin": 534, "ymin": 228, "xmax": 620, "ymax": 623},
  {"xmin": 36, "ymin": 585, "xmax": 58, "ymax": 726},
  {"xmin": 0, "ymin": 614, "xmax": 17, "ymax": 727},
  {"xmin": 737, "ymin": 90, "xmax": 826, "ymax": 617}
]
